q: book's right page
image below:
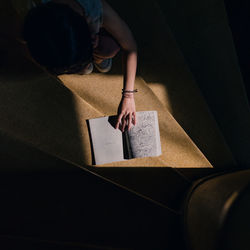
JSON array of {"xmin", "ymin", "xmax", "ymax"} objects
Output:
[{"xmin": 128, "ymin": 111, "xmax": 162, "ymax": 159}]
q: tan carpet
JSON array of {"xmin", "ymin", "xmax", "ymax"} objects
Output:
[{"xmin": 60, "ymin": 73, "xmax": 211, "ymax": 167}]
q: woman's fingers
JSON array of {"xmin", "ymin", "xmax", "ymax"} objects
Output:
[
  {"xmin": 132, "ymin": 112, "xmax": 136, "ymax": 125},
  {"xmin": 122, "ymin": 114, "xmax": 127, "ymax": 132},
  {"xmin": 116, "ymin": 112, "xmax": 136, "ymax": 131},
  {"xmin": 128, "ymin": 113, "xmax": 132, "ymax": 130},
  {"xmin": 115, "ymin": 112, "xmax": 124, "ymax": 129}
]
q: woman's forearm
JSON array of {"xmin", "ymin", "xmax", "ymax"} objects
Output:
[
  {"xmin": 101, "ymin": 0, "xmax": 137, "ymax": 92},
  {"xmin": 123, "ymin": 50, "xmax": 137, "ymax": 91}
]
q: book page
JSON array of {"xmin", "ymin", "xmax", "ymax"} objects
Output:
[
  {"xmin": 88, "ymin": 116, "xmax": 124, "ymax": 165},
  {"xmin": 128, "ymin": 111, "xmax": 162, "ymax": 158}
]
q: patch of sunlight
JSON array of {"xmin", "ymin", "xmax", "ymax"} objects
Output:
[{"xmin": 147, "ymin": 82, "xmax": 173, "ymax": 114}]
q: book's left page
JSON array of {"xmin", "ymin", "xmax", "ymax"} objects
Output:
[{"xmin": 88, "ymin": 116, "xmax": 124, "ymax": 165}]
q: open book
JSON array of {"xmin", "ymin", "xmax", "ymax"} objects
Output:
[{"xmin": 87, "ymin": 111, "xmax": 162, "ymax": 165}]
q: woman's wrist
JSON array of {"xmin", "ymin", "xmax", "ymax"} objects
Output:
[{"xmin": 122, "ymin": 93, "xmax": 134, "ymax": 99}]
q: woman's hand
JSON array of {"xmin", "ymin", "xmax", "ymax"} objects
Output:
[{"xmin": 115, "ymin": 96, "xmax": 136, "ymax": 132}]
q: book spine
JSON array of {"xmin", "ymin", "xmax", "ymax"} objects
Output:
[{"xmin": 122, "ymin": 130, "xmax": 133, "ymax": 159}]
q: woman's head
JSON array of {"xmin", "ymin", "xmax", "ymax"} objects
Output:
[{"xmin": 23, "ymin": 2, "xmax": 93, "ymax": 74}]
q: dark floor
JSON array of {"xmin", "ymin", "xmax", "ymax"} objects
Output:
[
  {"xmin": 221, "ymin": 1, "xmax": 250, "ymax": 101},
  {"xmin": 0, "ymin": 157, "xmax": 187, "ymax": 250}
]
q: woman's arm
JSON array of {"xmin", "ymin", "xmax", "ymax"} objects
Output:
[{"xmin": 101, "ymin": 0, "xmax": 137, "ymax": 131}]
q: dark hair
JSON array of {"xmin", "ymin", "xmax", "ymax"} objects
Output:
[{"xmin": 23, "ymin": 2, "xmax": 93, "ymax": 74}]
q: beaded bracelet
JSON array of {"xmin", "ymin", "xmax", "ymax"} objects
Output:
[{"xmin": 122, "ymin": 89, "xmax": 138, "ymax": 98}]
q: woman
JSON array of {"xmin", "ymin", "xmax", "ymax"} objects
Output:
[{"xmin": 22, "ymin": 0, "xmax": 137, "ymax": 131}]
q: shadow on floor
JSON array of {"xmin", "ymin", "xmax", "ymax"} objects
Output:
[{"xmin": 0, "ymin": 162, "xmax": 187, "ymax": 250}]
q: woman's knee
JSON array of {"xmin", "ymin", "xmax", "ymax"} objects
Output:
[{"xmin": 94, "ymin": 33, "xmax": 120, "ymax": 59}]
